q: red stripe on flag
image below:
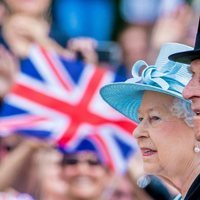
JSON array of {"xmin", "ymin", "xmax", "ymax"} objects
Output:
[
  {"xmin": 12, "ymin": 83, "xmax": 136, "ymax": 141},
  {"xmin": 80, "ymin": 67, "xmax": 107, "ymax": 104},
  {"xmin": 39, "ymin": 46, "xmax": 72, "ymax": 91},
  {"xmin": 57, "ymin": 122, "xmax": 79, "ymax": 146},
  {"xmin": 11, "ymin": 79, "xmax": 135, "ymax": 144},
  {"xmin": 89, "ymin": 134, "xmax": 115, "ymax": 171},
  {"xmin": 0, "ymin": 116, "xmax": 48, "ymax": 131}
]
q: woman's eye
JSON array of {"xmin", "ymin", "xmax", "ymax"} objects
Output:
[
  {"xmin": 150, "ymin": 116, "xmax": 160, "ymax": 122},
  {"xmin": 138, "ymin": 117, "xmax": 143, "ymax": 122}
]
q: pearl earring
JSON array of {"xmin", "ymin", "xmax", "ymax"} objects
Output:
[{"xmin": 194, "ymin": 145, "xmax": 200, "ymax": 153}]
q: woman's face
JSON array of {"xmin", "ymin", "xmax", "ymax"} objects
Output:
[
  {"xmin": 133, "ymin": 91, "xmax": 195, "ymax": 178},
  {"xmin": 4, "ymin": 0, "xmax": 51, "ymax": 17},
  {"xmin": 62, "ymin": 151, "xmax": 110, "ymax": 200}
]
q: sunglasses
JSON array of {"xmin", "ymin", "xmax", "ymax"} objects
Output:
[{"xmin": 62, "ymin": 157, "xmax": 102, "ymax": 166}]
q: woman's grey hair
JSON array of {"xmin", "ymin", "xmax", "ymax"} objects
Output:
[{"xmin": 170, "ymin": 98, "xmax": 194, "ymax": 127}]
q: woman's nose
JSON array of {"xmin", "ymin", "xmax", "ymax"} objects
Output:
[{"xmin": 133, "ymin": 121, "xmax": 148, "ymax": 139}]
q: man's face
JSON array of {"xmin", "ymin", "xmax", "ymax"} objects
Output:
[
  {"xmin": 183, "ymin": 59, "xmax": 200, "ymax": 140},
  {"xmin": 183, "ymin": 59, "xmax": 200, "ymax": 116}
]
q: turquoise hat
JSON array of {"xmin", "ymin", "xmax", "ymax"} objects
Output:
[{"xmin": 100, "ymin": 43, "xmax": 193, "ymax": 123}]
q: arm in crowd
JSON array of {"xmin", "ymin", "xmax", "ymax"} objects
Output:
[{"xmin": 0, "ymin": 137, "xmax": 51, "ymax": 191}]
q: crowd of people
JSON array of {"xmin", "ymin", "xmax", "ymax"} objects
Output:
[{"xmin": 0, "ymin": 0, "xmax": 199, "ymax": 200}]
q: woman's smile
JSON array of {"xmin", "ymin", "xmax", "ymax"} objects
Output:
[{"xmin": 140, "ymin": 148, "xmax": 157, "ymax": 157}]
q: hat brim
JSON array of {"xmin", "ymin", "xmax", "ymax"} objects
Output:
[
  {"xmin": 169, "ymin": 49, "xmax": 200, "ymax": 64},
  {"xmin": 100, "ymin": 82, "xmax": 190, "ymax": 123}
]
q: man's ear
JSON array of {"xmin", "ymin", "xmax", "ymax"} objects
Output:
[{"xmin": 193, "ymin": 118, "xmax": 200, "ymax": 141}]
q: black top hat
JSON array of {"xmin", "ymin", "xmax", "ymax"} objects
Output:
[{"xmin": 169, "ymin": 17, "xmax": 200, "ymax": 64}]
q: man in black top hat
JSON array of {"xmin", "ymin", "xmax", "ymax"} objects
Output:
[
  {"xmin": 169, "ymin": 18, "xmax": 200, "ymax": 112},
  {"xmin": 169, "ymin": 17, "xmax": 200, "ymax": 200},
  {"xmin": 169, "ymin": 18, "xmax": 200, "ymax": 137}
]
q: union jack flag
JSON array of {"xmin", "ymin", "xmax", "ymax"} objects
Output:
[{"xmin": 0, "ymin": 45, "xmax": 137, "ymax": 173}]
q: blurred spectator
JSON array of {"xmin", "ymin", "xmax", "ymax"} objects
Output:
[
  {"xmin": 150, "ymin": 4, "xmax": 192, "ymax": 49},
  {"xmin": 182, "ymin": 8, "xmax": 199, "ymax": 47},
  {"xmin": 60, "ymin": 138, "xmax": 114, "ymax": 200},
  {"xmin": 0, "ymin": 134, "xmax": 69, "ymax": 200},
  {"xmin": 117, "ymin": 0, "xmax": 200, "ymax": 68},
  {"xmin": 0, "ymin": 135, "xmax": 49, "ymax": 197},
  {"xmin": 61, "ymin": 151, "xmax": 112, "ymax": 200},
  {"xmin": 0, "ymin": 45, "xmax": 17, "ymax": 102},
  {"xmin": 117, "ymin": 24, "xmax": 150, "ymax": 77},
  {"xmin": 148, "ymin": 3, "xmax": 196, "ymax": 63},
  {"xmin": 33, "ymin": 147, "xmax": 68, "ymax": 200},
  {"xmin": 1, "ymin": 0, "xmax": 100, "ymax": 67},
  {"xmin": 67, "ymin": 37, "xmax": 98, "ymax": 65},
  {"xmin": 1, "ymin": 0, "xmax": 71, "ymax": 58}
]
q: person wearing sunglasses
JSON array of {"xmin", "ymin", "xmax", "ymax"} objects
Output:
[
  {"xmin": 62, "ymin": 153, "xmax": 102, "ymax": 167},
  {"xmin": 60, "ymin": 138, "xmax": 113, "ymax": 200}
]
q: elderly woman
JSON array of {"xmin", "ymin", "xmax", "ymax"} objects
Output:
[{"xmin": 100, "ymin": 43, "xmax": 200, "ymax": 199}]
